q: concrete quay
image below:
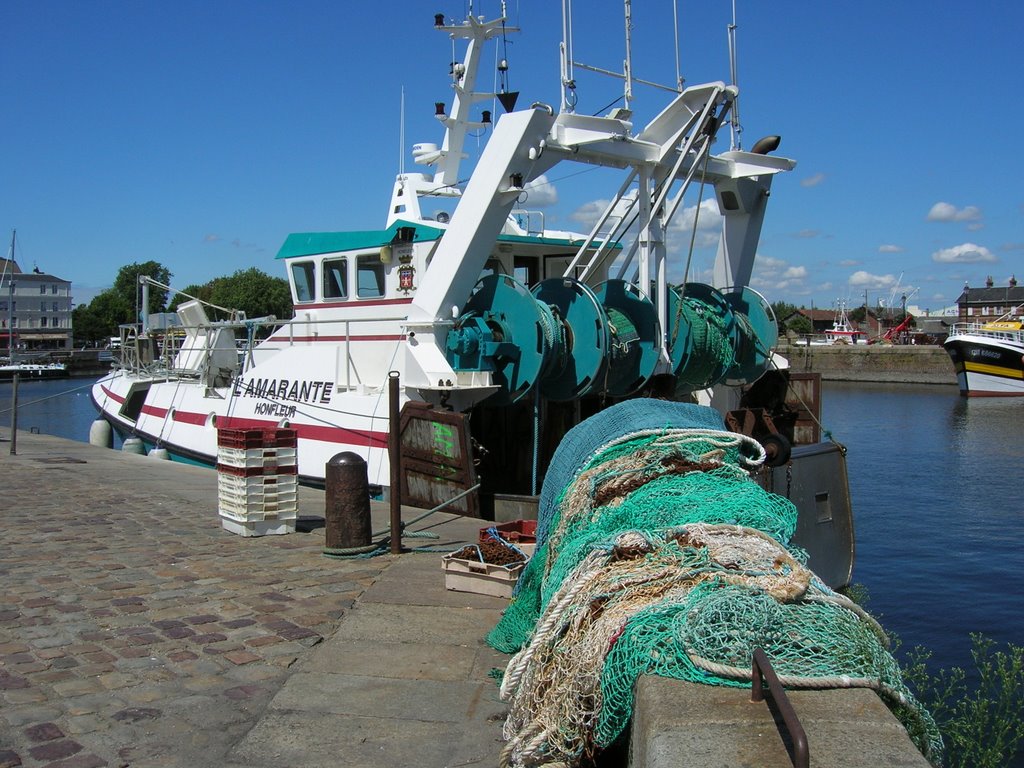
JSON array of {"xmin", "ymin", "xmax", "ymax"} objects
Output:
[
  {"xmin": 776, "ymin": 343, "xmax": 957, "ymax": 386},
  {"xmin": 0, "ymin": 432, "xmax": 509, "ymax": 768},
  {"xmin": 0, "ymin": 431, "xmax": 934, "ymax": 768}
]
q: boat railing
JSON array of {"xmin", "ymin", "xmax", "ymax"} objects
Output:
[
  {"xmin": 510, "ymin": 209, "xmax": 545, "ymax": 236},
  {"xmin": 260, "ymin": 314, "xmax": 409, "ymax": 391},
  {"xmin": 948, "ymin": 321, "xmax": 1024, "ymax": 343},
  {"xmin": 116, "ymin": 313, "xmax": 403, "ymax": 392}
]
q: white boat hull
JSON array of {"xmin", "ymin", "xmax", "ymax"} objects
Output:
[{"xmin": 92, "ymin": 369, "xmax": 399, "ymax": 487}]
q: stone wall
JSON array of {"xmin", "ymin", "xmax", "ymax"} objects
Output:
[{"xmin": 776, "ymin": 343, "xmax": 957, "ymax": 385}]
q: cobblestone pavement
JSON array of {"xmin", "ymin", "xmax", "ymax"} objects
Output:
[{"xmin": 0, "ymin": 433, "xmax": 476, "ymax": 768}]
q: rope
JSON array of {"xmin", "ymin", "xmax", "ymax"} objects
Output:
[
  {"xmin": 0, "ymin": 380, "xmax": 96, "ymax": 415},
  {"xmin": 320, "ymin": 484, "xmax": 480, "ymax": 559}
]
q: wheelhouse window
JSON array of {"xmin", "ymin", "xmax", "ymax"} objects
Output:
[
  {"xmin": 356, "ymin": 255, "xmax": 385, "ymax": 298},
  {"xmin": 323, "ymin": 257, "xmax": 348, "ymax": 300},
  {"xmin": 290, "ymin": 261, "xmax": 316, "ymax": 303}
]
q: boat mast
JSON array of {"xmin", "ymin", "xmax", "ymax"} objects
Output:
[
  {"xmin": 727, "ymin": 0, "xmax": 741, "ymax": 150},
  {"xmin": 5, "ymin": 230, "xmax": 15, "ymax": 359}
]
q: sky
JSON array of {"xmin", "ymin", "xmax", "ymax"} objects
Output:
[{"xmin": 3, "ymin": 1, "xmax": 1022, "ymax": 316}]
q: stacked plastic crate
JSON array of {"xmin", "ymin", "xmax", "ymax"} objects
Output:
[{"xmin": 216, "ymin": 428, "xmax": 298, "ymax": 536}]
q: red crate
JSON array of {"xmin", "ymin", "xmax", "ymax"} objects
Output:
[
  {"xmin": 217, "ymin": 428, "xmax": 297, "ymax": 449},
  {"xmin": 269, "ymin": 429, "xmax": 297, "ymax": 448},
  {"xmin": 217, "ymin": 429, "xmax": 267, "ymax": 449},
  {"xmin": 479, "ymin": 519, "xmax": 537, "ymax": 546}
]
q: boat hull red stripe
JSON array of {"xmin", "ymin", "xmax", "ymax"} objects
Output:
[
  {"xmin": 173, "ymin": 410, "xmax": 209, "ymax": 426},
  {"xmin": 218, "ymin": 416, "xmax": 387, "ymax": 448},
  {"xmin": 101, "ymin": 385, "xmax": 125, "ymax": 404},
  {"xmin": 301, "ymin": 297, "xmax": 413, "ymax": 309},
  {"xmin": 100, "ymin": 387, "xmax": 388, "ymax": 446}
]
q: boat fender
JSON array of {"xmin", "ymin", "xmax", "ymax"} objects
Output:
[
  {"xmin": 88, "ymin": 418, "xmax": 113, "ymax": 449},
  {"xmin": 122, "ymin": 436, "xmax": 145, "ymax": 455},
  {"xmin": 148, "ymin": 447, "xmax": 170, "ymax": 460}
]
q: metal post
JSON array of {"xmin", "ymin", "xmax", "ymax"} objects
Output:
[
  {"xmin": 388, "ymin": 371, "xmax": 402, "ymax": 554},
  {"xmin": 324, "ymin": 452, "xmax": 372, "ymax": 549},
  {"xmin": 9, "ymin": 373, "xmax": 18, "ymax": 455},
  {"xmin": 751, "ymin": 648, "xmax": 808, "ymax": 768}
]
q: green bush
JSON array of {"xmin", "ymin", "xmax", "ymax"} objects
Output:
[{"xmin": 902, "ymin": 634, "xmax": 1024, "ymax": 768}]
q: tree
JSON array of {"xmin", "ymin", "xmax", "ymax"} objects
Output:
[
  {"xmin": 788, "ymin": 313, "xmax": 813, "ymax": 335},
  {"xmin": 70, "ymin": 261, "xmax": 172, "ymax": 344},
  {"xmin": 112, "ymin": 261, "xmax": 172, "ymax": 317},
  {"xmin": 770, "ymin": 301, "xmax": 799, "ymax": 329},
  {"xmin": 168, "ymin": 268, "xmax": 292, "ymax": 321},
  {"xmin": 71, "ymin": 301, "xmax": 116, "ymax": 346}
]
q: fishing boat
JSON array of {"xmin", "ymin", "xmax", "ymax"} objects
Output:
[
  {"xmin": 0, "ymin": 360, "xmax": 68, "ymax": 381},
  {"xmin": 90, "ymin": 2, "xmax": 854, "ymax": 585},
  {"xmin": 793, "ymin": 301, "xmax": 867, "ymax": 346},
  {"xmin": 943, "ymin": 310, "xmax": 1024, "ymax": 396},
  {"xmin": 824, "ymin": 302, "xmax": 867, "ymax": 345}
]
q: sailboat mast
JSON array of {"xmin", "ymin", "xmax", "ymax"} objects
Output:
[{"xmin": 5, "ymin": 230, "xmax": 15, "ymax": 357}]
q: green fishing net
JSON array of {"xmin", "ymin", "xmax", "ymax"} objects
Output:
[{"xmin": 489, "ymin": 401, "xmax": 943, "ymax": 768}]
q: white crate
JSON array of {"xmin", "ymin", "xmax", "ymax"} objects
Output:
[
  {"xmin": 218, "ymin": 495, "xmax": 297, "ymax": 521},
  {"xmin": 441, "ymin": 554, "xmax": 525, "ymax": 599},
  {"xmin": 218, "ymin": 473, "xmax": 298, "ymax": 496},
  {"xmin": 219, "ymin": 514, "xmax": 295, "ymax": 537},
  {"xmin": 217, "ymin": 446, "xmax": 297, "ymax": 469}
]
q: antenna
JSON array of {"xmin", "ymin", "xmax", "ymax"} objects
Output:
[
  {"xmin": 561, "ymin": 0, "xmax": 575, "ymax": 112},
  {"xmin": 623, "ymin": 0, "xmax": 633, "ymax": 109},
  {"xmin": 673, "ymin": 0, "xmax": 683, "ymax": 91},
  {"xmin": 399, "ymin": 87, "xmax": 405, "ymax": 176},
  {"xmin": 727, "ymin": 0, "xmax": 741, "ymax": 149}
]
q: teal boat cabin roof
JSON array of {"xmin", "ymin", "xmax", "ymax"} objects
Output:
[{"xmin": 276, "ymin": 219, "xmax": 618, "ymax": 259}]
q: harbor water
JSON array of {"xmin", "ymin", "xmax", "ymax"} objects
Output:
[{"xmin": 2, "ymin": 377, "xmax": 1021, "ymax": 684}]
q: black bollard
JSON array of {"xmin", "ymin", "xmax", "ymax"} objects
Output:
[{"xmin": 324, "ymin": 452, "xmax": 372, "ymax": 550}]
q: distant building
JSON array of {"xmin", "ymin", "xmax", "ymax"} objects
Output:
[
  {"xmin": 0, "ymin": 256, "xmax": 74, "ymax": 352},
  {"xmin": 955, "ymin": 276, "xmax": 1023, "ymax": 323},
  {"xmin": 783, "ymin": 308, "xmax": 837, "ymax": 334}
]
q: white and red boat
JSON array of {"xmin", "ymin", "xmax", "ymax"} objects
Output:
[{"xmin": 92, "ymin": 2, "xmax": 806, "ymax": 509}]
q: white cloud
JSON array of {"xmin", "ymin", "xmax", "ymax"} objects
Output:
[
  {"xmin": 523, "ymin": 174, "xmax": 558, "ymax": 207},
  {"xmin": 569, "ymin": 196, "xmax": 721, "ymax": 251},
  {"xmin": 203, "ymin": 234, "xmax": 221, "ymax": 243},
  {"xmin": 750, "ymin": 255, "xmax": 811, "ymax": 293},
  {"xmin": 848, "ymin": 270, "xmax": 899, "ymax": 290},
  {"xmin": 667, "ymin": 199, "xmax": 721, "ymax": 249},
  {"xmin": 569, "ymin": 199, "xmax": 611, "ymax": 228},
  {"xmin": 931, "ymin": 243, "xmax": 997, "ymax": 263},
  {"xmin": 878, "ymin": 244, "xmax": 904, "ymax": 253},
  {"xmin": 795, "ymin": 229, "xmax": 819, "ymax": 239},
  {"xmin": 927, "ymin": 202, "xmax": 982, "ymax": 222},
  {"xmin": 800, "ymin": 173, "xmax": 826, "ymax": 188},
  {"xmin": 838, "ymin": 259, "xmax": 860, "ymax": 267}
]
